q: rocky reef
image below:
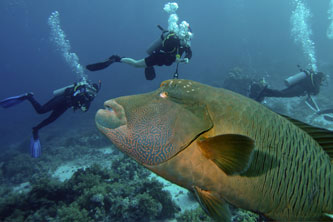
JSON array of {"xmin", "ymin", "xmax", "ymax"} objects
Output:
[{"xmin": 0, "ymin": 156, "xmax": 180, "ymax": 222}]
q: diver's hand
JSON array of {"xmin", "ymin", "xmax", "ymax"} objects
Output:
[
  {"xmin": 176, "ymin": 58, "xmax": 189, "ymax": 64},
  {"xmin": 80, "ymin": 106, "xmax": 88, "ymax": 112},
  {"xmin": 183, "ymin": 58, "xmax": 189, "ymax": 64}
]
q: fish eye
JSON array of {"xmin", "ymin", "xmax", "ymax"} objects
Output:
[
  {"xmin": 159, "ymin": 92, "xmax": 168, "ymax": 98},
  {"xmin": 105, "ymin": 106, "xmax": 114, "ymax": 112}
]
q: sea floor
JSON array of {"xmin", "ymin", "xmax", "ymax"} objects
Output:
[{"xmin": 50, "ymin": 146, "xmax": 199, "ymax": 213}]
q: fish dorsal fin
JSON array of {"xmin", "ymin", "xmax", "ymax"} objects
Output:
[
  {"xmin": 198, "ymin": 134, "xmax": 255, "ymax": 175},
  {"xmin": 281, "ymin": 115, "xmax": 333, "ymax": 161},
  {"xmin": 193, "ymin": 186, "xmax": 231, "ymax": 222}
]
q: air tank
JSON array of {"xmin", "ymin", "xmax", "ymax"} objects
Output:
[
  {"xmin": 53, "ymin": 84, "xmax": 74, "ymax": 96},
  {"xmin": 284, "ymin": 72, "xmax": 307, "ymax": 87}
]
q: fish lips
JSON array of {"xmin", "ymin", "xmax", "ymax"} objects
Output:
[{"xmin": 95, "ymin": 99, "xmax": 127, "ymax": 131}]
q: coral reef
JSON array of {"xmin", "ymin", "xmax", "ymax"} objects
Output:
[
  {"xmin": 176, "ymin": 205, "xmax": 260, "ymax": 222},
  {"xmin": 0, "ymin": 151, "xmax": 48, "ymax": 185},
  {"xmin": 231, "ymin": 207, "xmax": 260, "ymax": 222},
  {"xmin": 0, "ymin": 129, "xmax": 111, "ymax": 185},
  {"xmin": 176, "ymin": 207, "xmax": 213, "ymax": 222},
  {"xmin": 0, "ymin": 157, "xmax": 179, "ymax": 221}
]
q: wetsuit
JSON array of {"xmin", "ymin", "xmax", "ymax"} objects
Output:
[
  {"xmin": 27, "ymin": 86, "xmax": 93, "ymax": 139},
  {"xmin": 145, "ymin": 32, "xmax": 192, "ymax": 67},
  {"xmin": 251, "ymin": 72, "xmax": 324, "ymax": 102},
  {"xmin": 262, "ymin": 73, "xmax": 321, "ymax": 97}
]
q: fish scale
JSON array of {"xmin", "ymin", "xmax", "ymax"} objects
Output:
[
  {"xmin": 247, "ymin": 117, "xmax": 327, "ymax": 219},
  {"xmin": 272, "ymin": 124, "xmax": 328, "ymax": 218}
]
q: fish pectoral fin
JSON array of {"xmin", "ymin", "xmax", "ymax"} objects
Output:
[
  {"xmin": 198, "ymin": 134, "xmax": 255, "ymax": 175},
  {"xmin": 193, "ymin": 186, "xmax": 231, "ymax": 222}
]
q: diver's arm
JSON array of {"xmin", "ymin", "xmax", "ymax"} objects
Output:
[
  {"xmin": 184, "ymin": 47, "xmax": 192, "ymax": 60},
  {"xmin": 177, "ymin": 47, "xmax": 192, "ymax": 64}
]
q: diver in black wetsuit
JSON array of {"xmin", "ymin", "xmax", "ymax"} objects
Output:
[
  {"xmin": 0, "ymin": 81, "xmax": 101, "ymax": 158},
  {"xmin": 118, "ymin": 31, "xmax": 192, "ymax": 67},
  {"xmin": 249, "ymin": 69, "xmax": 326, "ymax": 102},
  {"xmin": 86, "ymin": 26, "xmax": 193, "ymax": 80},
  {"xmin": 27, "ymin": 81, "xmax": 100, "ymax": 140}
]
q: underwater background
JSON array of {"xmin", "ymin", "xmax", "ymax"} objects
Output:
[
  {"xmin": 1, "ymin": 0, "xmax": 333, "ymax": 146},
  {"xmin": 0, "ymin": 0, "xmax": 333, "ymax": 221}
]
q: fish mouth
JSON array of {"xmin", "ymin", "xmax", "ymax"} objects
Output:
[{"xmin": 95, "ymin": 99, "xmax": 127, "ymax": 131}]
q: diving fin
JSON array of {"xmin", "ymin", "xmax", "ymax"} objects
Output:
[
  {"xmin": 0, "ymin": 93, "xmax": 30, "ymax": 108},
  {"xmin": 30, "ymin": 136, "xmax": 42, "ymax": 158},
  {"xmin": 324, "ymin": 115, "xmax": 333, "ymax": 122},
  {"xmin": 86, "ymin": 55, "xmax": 121, "ymax": 71},
  {"xmin": 145, "ymin": 66, "xmax": 156, "ymax": 80}
]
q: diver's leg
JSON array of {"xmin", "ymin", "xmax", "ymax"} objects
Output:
[
  {"xmin": 267, "ymin": 85, "xmax": 304, "ymax": 98},
  {"xmin": 120, "ymin": 58, "xmax": 147, "ymax": 68},
  {"xmin": 32, "ymin": 107, "xmax": 67, "ymax": 137},
  {"xmin": 27, "ymin": 96, "xmax": 63, "ymax": 114},
  {"xmin": 261, "ymin": 88, "xmax": 287, "ymax": 98}
]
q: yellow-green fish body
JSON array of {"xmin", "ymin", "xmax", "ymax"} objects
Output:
[{"xmin": 96, "ymin": 79, "xmax": 333, "ymax": 221}]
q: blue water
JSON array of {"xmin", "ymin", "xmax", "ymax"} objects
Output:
[{"xmin": 0, "ymin": 0, "xmax": 333, "ymax": 148}]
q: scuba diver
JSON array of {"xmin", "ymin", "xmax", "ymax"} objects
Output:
[
  {"xmin": 86, "ymin": 24, "xmax": 193, "ymax": 80},
  {"xmin": 249, "ymin": 67, "xmax": 326, "ymax": 111},
  {"xmin": 0, "ymin": 81, "xmax": 101, "ymax": 158}
]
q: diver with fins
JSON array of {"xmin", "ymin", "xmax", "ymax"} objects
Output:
[
  {"xmin": 86, "ymin": 24, "xmax": 193, "ymax": 80},
  {"xmin": 0, "ymin": 80, "xmax": 101, "ymax": 158},
  {"xmin": 249, "ymin": 66, "xmax": 326, "ymax": 112}
]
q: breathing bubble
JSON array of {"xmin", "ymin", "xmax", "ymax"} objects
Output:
[
  {"xmin": 291, "ymin": 0, "xmax": 317, "ymax": 72},
  {"xmin": 327, "ymin": 0, "xmax": 333, "ymax": 39},
  {"xmin": 48, "ymin": 11, "xmax": 87, "ymax": 82},
  {"xmin": 163, "ymin": 2, "xmax": 178, "ymax": 14},
  {"xmin": 163, "ymin": 2, "xmax": 192, "ymax": 47}
]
